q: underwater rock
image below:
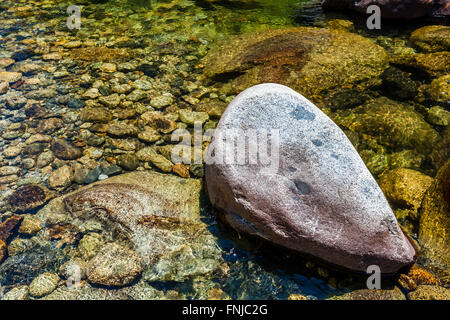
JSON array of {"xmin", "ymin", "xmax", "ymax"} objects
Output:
[
  {"xmin": 391, "ymin": 52, "xmax": 450, "ymax": 77},
  {"xmin": 378, "ymin": 168, "xmax": 434, "ymax": 211},
  {"xmin": 0, "ymin": 242, "xmax": 69, "ymax": 286},
  {"xmin": 410, "ymin": 25, "xmax": 450, "ymax": 53},
  {"xmin": 80, "ymin": 107, "xmax": 112, "ymax": 123},
  {"xmin": 381, "ymin": 67, "xmax": 418, "ymax": 100},
  {"xmin": 202, "ymin": 27, "xmax": 387, "ymax": 98},
  {"xmin": 407, "ymin": 285, "xmax": 450, "ymax": 300},
  {"xmin": 330, "ymin": 287, "xmax": 405, "ymax": 300},
  {"xmin": 86, "ymin": 243, "xmax": 143, "ymax": 287},
  {"xmin": 205, "ymin": 83, "xmax": 416, "ymax": 274},
  {"xmin": 429, "ymin": 75, "xmax": 450, "ymax": 105},
  {"xmin": 418, "ymin": 159, "xmax": 450, "ymax": 283},
  {"xmin": 430, "ymin": 126, "xmax": 450, "ymax": 170},
  {"xmin": 51, "ymin": 139, "xmax": 82, "ymax": 160},
  {"xmin": 321, "ymin": 0, "xmax": 444, "ymax": 19},
  {"xmin": 1, "ymin": 286, "xmax": 29, "ymax": 300},
  {"xmin": 333, "ymin": 97, "xmax": 440, "ymax": 154},
  {"xmin": 49, "ymin": 165, "xmax": 74, "ymax": 189},
  {"xmin": 28, "ymin": 272, "xmax": 59, "ymax": 297},
  {"xmin": 61, "ymin": 171, "xmax": 222, "ymax": 282},
  {"xmin": 8, "ymin": 184, "xmax": 50, "ymax": 213}
]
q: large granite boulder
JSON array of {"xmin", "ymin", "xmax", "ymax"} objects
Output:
[
  {"xmin": 205, "ymin": 83, "xmax": 416, "ymax": 274},
  {"xmin": 321, "ymin": 0, "xmax": 447, "ymax": 19},
  {"xmin": 202, "ymin": 27, "xmax": 388, "ymax": 98}
]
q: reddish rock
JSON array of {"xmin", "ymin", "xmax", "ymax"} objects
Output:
[{"xmin": 205, "ymin": 84, "xmax": 416, "ymax": 273}]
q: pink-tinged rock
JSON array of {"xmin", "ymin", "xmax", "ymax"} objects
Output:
[{"xmin": 205, "ymin": 83, "xmax": 416, "ymax": 274}]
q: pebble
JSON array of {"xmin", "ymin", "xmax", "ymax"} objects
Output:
[
  {"xmin": 18, "ymin": 215, "xmax": 42, "ymax": 236},
  {"xmin": 25, "ymin": 134, "xmax": 52, "ymax": 145},
  {"xmin": 99, "ymin": 94, "xmax": 121, "ymax": 108},
  {"xmin": 0, "ymin": 71, "xmax": 22, "ymax": 83},
  {"xmin": 0, "ymin": 57, "xmax": 15, "ymax": 69},
  {"xmin": 1, "ymin": 286, "xmax": 29, "ymax": 300},
  {"xmin": 137, "ymin": 127, "xmax": 161, "ymax": 143},
  {"xmin": 51, "ymin": 139, "xmax": 82, "ymax": 160},
  {"xmin": 49, "ymin": 165, "xmax": 74, "ymax": 189},
  {"xmin": 0, "ymin": 175, "xmax": 19, "ymax": 184},
  {"xmin": 77, "ymin": 233, "xmax": 104, "ymax": 260},
  {"xmin": 42, "ymin": 52, "xmax": 62, "ymax": 60},
  {"xmin": 3, "ymin": 145, "xmax": 22, "ymax": 158},
  {"xmin": 82, "ymin": 88, "xmax": 100, "ymax": 99},
  {"xmin": 36, "ymin": 151, "xmax": 54, "ymax": 168},
  {"xmin": 29, "ymin": 272, "xmax": 60, "ymax": 297},
  {"xmin": 21, "ymin": 158, "xmax": 35, "ymax": 169},
  {"xmin": 0, "ymin": 166, "xmax": 20, "ymax": 176}
]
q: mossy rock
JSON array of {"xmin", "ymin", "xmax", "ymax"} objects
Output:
[
  {"xmin": 391, "ymin": 52, "xmax": 450, "ymax": 78},
  {"xmin": 418, "ymin": 159, "xmax": 450, "ymax": 284},
  {"xmin": 334, "ymin": 97, "xmax": 441, "ymax": 154},
  {"xmin": 410, "ymin": 26, "xmax": 450, "ymax": 53},
  {"xmin": 203, "ymin": 27, "xmax": 388, "ymax": 98}
]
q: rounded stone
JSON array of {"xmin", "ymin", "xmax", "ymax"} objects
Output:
[
  {"xmin": 8, "ymin": 184, "xmax": 49, "ymax": 213},
  {"xmin": 379, "ymin": 168, "xmax": 434, "ymax": 211},
  {"xmin": 408, "ymin": 285, "xmax": 450, "ymax": 300},
  {"xmin": 205, "ymin": 84, "xmax": 416, "ymax": 273}
]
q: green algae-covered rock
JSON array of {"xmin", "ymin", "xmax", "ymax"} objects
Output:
[
  {"xmin": 334, "ymin": 97, "xmax": 440, "ymax": 154},
  {"xmin": 408, "ymin": 285, "xmax": 450, "ymax": 300},
  {"xmin": 429, "ymin": 75, "xmax": 450, "ymax": 105},
  {"xmin": 29, "ymin": 272, "xmax": 60, "ymax": 298},
  {"xmin": 86, "ymin": 243, "xmax": 143, "ymax": 287},
  {"xmin": 202, "ymin": 27, "xmax": 388, "ymax": 98},
  {"xmin": 418, "ymin": 160, "xmax": 450, "ymax": 284},
  {"xmin": 391, "ymin": 52, "xmax": 450, "ymax": 77},
  {"xmin": 410, "ymin": 26, "xmax": 450, "ymax": 53}
]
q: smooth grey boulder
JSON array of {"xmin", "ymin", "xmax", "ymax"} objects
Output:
[{"xmin": 205, "ymin": 83, "xmax": 416, "ymax": 273}]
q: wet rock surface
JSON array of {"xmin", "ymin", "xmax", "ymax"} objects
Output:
[
  {"xmin": 418, "ymin": 160, "xmax": 450, "ymax": 284},
  {"xmin": 205, "ymin": 83, "xmax": 416, "ymax": 273},
  {"xmin": 203, "ymin": 27, "xmax": 388, "ymax": 99},
  {"xmin": 321, "ymin": 0, "xmax": 447, "ymax": 19}
]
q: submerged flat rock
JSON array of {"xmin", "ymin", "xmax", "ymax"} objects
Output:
[
  {"xmin": 62, "ymin": 171, "xmax": 222, "ymax": 282},
  {"xmin": 205, "ymin": 83, "xmax": 416, "ymax": 273}
]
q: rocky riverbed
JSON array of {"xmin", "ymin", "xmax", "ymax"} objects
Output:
[{"xmin": 0, "ymin": 0, "xmax": 449, "ymax": 300}]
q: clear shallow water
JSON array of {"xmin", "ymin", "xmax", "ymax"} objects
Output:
[{"xmin": 0, "ymin": 0, "xmax": 446, "ymax": 300}]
